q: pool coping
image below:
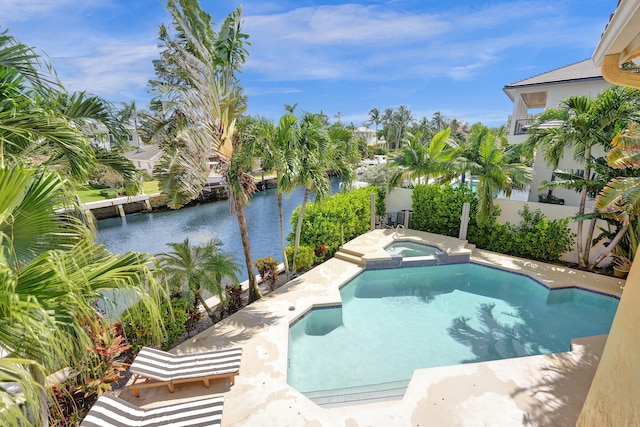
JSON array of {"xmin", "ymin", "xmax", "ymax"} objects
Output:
[{"xmin": 119, "ymin": 229, "xmax": 625, "ymax": 426}]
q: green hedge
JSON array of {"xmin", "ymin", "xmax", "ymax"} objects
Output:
[
  {"xmin": 289, "ymin": 185, "xmax": 381, "ymax": 256},
  {"xmin": 468, "ymin": 205, "xmax": 575, "ymax": 262},
  {"xmin": 411, "ymin": 184, "xmax": 477, "ymax": 237},
  {"xmin": 285, "ymin": 245, "xmax": 316, "ymax": 272},
  {"xmin": 411, "ymin": 184, "xmax": 574, "ymax": 262}
]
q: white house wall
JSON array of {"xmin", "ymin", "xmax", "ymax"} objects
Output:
[
  {"xmin": 528, "ymin": 144, "xmax": 608, "ymax": 207},
  {"xmin": 508, "ymin": 79, "xmax": 612, "ymax": 207}
]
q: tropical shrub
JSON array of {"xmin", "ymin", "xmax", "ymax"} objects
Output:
[
  {"xmin": 256, "ymin": 256, "xmax": 279, "ymax": 290},
  {"xmin": 224, "ymin": 284, "xmax": 243, "ymax": 315},
  {"xmin": 468, "ymin": 205, "xmax": 575, "ymax": 262},
  {"xmin": 99, "ymin": 189, "xmax": 118, "ymax": 199},
  {"xmin": 412, "ymin": 184, "xmax": 477, "ymax": 236},
  {"xmin": 121, "ymin": 296, "xmax": 187, "ymax": 353},
  {"xmin": 285, "ymin": 245, "xmax": 315, "ymax": 272},
  {"xmin": 289, "ymin": 186, "xmax": 380, "ymax": 255},
  {"xmin": 375, "ymin": 186, "xmax": 386, "ymax": 217},
  {"xmin": 49, "ymin": 315, "xmax": 130, "ymax": 426}
]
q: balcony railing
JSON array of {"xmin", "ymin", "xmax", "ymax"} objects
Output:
[{"xmin": 514, "ymin": 118, "xmax": 534, "ymax": 135}]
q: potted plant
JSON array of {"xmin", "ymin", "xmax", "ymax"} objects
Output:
[{"xmin": 612, "ymin": 255, "xmax": 632, "ymax": 279}]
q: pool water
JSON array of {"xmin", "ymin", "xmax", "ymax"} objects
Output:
[
  {"xmin": 385, "ymin": 241, "xmax": 439, "ymax": 257},
  {"xmin": 287, "ymin": 263, "xmax": 618, "ymax": 399}
]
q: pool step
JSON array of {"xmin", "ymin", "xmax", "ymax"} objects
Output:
[
  {"xmin": 303, "ymin": 379, "xmax": 410, "ymax": 407},
  {"xmin": 338, "ymin": 247, "xmax": 365, "ymax": 258},
  {"xmin": 334, "ymin": 250, "xmax": 366, "ymax": 266}
]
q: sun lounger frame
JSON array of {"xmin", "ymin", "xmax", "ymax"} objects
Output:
[{"xmin": 128, "ymin": 346, "xmax": 242, "ymax": 397}]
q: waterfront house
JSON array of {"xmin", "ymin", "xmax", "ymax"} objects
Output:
[
  {"xmin": 503, "ymin": 60, "xmax": 611, "ymax": 207},
  {"xmin": 123, "ymin": 145, "xmax": 163, "ymax": 177}
]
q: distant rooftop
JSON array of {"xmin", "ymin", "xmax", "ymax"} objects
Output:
[
  {"xmin": 123, "ymin": 145, "xmax": 163, "ymax": 162},
  {"xmin": 504, "ymin": 59, "xmax": 604, "ymax": 89}
]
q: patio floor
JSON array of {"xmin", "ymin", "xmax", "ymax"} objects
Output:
[{"xmin": 118, "ymin": 229, "xmax": 624, "ymax": 426}]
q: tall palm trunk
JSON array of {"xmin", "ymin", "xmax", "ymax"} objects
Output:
[
  {"xmin": 292, "ymin": 187, "xmax": 311, "ymax": 274},
  {"xmin": 235, "ymin": 197, "xmax": 262, "ymax": 302},
  {"xmin": 589, "ymin": 224, "xmax": 629, "ymax": 269},
  {"xmin": 576, "ymin": 169, "xmax": 590, "ymax": 268},
  {"xmin": 277, "ymin": 171, "xmax": 290, "ymax": 282}
]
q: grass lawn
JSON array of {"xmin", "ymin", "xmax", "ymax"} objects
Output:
[
  {"xmin": 76, "ymin": 181, "xmax": 161, "ymax": 203},
  {"xmin": 143, "ymin": 180, "xmax": 160, "ymax": 194},
  {"xmin": 75, "ymin": 187, "xmax": 107, "ymax": 203}
]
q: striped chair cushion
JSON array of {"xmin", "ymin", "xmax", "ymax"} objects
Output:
[
  {"xmin": 129, "ymin": 347, "xmax": 243, "ymax": 382},
  {"xmin": 81, "ymin": 394, "xmax": 224, "ymax": 427}
]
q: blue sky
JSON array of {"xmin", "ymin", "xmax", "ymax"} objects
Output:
[{"xmin": 3, "ymin": 0, "xmax": 615, "ymax": 127}]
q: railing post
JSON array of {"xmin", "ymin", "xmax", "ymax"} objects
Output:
[
  {"xmin": 459, "ymin": 202, "xmax": 470, "ymax": 240},
  {"xmin": 370, "ymin": 193, "xmax": 376, "ymax": 231}
]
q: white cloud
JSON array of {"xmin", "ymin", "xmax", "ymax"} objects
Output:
[
  {"xmin": 2, "ymin": 0, "xmax": 112, "ymax": 21},
  {"xmin": 250, "ymin": 4, "xmax": 449, "ymax": 45},
  {"xmin": 59, "ymin": 43, "xmax": 158, "ymax": 97},
  {"xmin": 245, "ymin": 86, "xmax": 302, "ymax": 97},
  {"xmin": 241, "ymin": 1, "xmax": 606, "ymax": 83}
]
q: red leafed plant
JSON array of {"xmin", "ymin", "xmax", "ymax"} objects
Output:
[{"xmin": 49, "ymin": 314, "xmax": 131, "ymax": 426}]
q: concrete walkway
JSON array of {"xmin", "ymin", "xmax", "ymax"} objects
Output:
[{"xmin": 119, "ymin": 230, "xmax": 624, "ymax": 426}]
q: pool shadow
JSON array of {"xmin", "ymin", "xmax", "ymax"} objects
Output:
[
  {"xmin": 447, "ymin": 303, "xmax": 540, "ymax": 363},
  {"xmin": 511, "ymin": 338, "xmax": 604, "ymax": 426},
  {"xmin": 447, "ymin": 303, "xmax": 605, "ymax": 425}
]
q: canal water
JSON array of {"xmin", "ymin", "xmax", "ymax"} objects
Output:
[{"xmin": 96, "ymin": 179, "xmax": 341, "ymax": 281}]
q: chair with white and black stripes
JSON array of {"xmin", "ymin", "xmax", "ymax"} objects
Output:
[
  {"xmin": 80, "ymin": 394, "xmax": 224, "ymax": 426},
  {"xmin": 128, "ymin": 346, "xmax": 242, "ymax": 397}
]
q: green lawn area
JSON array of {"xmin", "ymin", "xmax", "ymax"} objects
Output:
[
  {"xmin": 143, "ymin": 180, "xmax": 160, "ymax": 194},
  {"xmin": 75, "ymin": 187, "xmax": 107, "ymax": 203},
  {"xmin": 75, "ymin": 181, "xmax": 161, "ymax": 203}
]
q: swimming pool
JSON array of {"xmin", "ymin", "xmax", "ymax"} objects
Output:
[
  {"xmin": 385, "ymin": 241, "xmax": 440, "ymax": 257},
  {"xmin": 287, "ymin": 263, "xmax": 619, "ymax": 404}
]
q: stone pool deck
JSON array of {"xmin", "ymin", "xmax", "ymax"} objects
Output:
[{"xmin": 119, "ymin": 229, "xmax": 625, "ymax": 426}]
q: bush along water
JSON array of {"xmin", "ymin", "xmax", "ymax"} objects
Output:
[
  {"xmin": 288, "ymin": 185, "xmax": 381, "ymax": 257},
  {"xmin": 120, "ymin": 295, "xmax": 188, "ymax": 354},
  {"xmin": 255, "ymin": 256, "xmax": 279, "ymax": 291}
]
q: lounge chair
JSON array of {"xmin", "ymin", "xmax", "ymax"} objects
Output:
[
  {"xmin": 80, "ymin": 394, "xmax": 224, "ymax": 426},
  {"xmin": 128, "ymin": 346, "xmax": 242, "ymax": 397}
]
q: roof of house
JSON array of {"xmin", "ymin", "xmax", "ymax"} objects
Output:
[
  {"xmin": 123, "ymin": 145, "xmax": 163, "ymax": 162},
  {"xmin": 593, "ymin": 0, "xmax": 640, "ymax": 65},
  {"xmin": 504, "ymin": 59, "xmax": 603, "ymax": 89}
]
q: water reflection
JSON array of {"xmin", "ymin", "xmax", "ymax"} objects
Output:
[{"xmin": 96, "ymin": 179, "xmax": 341, "ymax": 280}]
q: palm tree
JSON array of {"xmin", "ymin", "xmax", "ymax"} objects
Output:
[
  {"xmin": 391, "ymin": 105, "xmax": 414, "ymax": 150},
  {"xmin": 290, "ymin": 113, "xmax": 331, "ymax": 272},
  {"xmin": 432, "ymin": 111, "xmax": 449, "ymax": 133},
  {"xmin": 327, "ymin": 122, "xmax": 360, "ymax": 185},
  {"xmin": 1, "ymin": 28, "xmax": 168, "ymax": 425},
  {"xmin": 590, "ymin": 124, "xmax": 640, "ymax": 267},
  {"xmin": 526, "ymin": 87, "xmax": 639, "ymax": 267},
  {"xmin": 458, "ymin": 127, "xmax": 532, "ymax": 222},
  {"xmin": 151, "ymin": 1, "xmax": 263, "ymax": 302},
  {"xmin": 366, "ymin": 107, "xmax": 382, "ymax": 140},
  {"xmin": 250, "ymin": 114, "xmax": 299, "ymax": 282},
  {"xmin": 389, "ymin": 129, "xmax": 457, "ymax": 187},
  {"xmin": 1, "ymin": 166, "xmax": 167, "ymax": 425},
  {"xmin": 160, "ymin": 238, "xmax": 240, "ymax": 319}
]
